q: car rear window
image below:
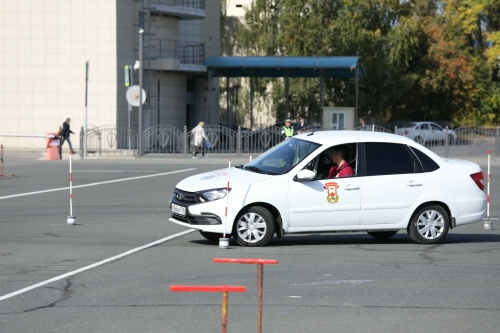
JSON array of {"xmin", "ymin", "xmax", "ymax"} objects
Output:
[
  {"xmin": 409, "ymin": 147, "xmax": 440, "ymax": 172},
  {"xmin": 364, "ymin": 143, "xmax": 416, "ymax": 176}
]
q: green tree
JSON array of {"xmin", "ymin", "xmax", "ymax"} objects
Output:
[{"xmin": 234, "ymin": 0, "xmax": 500, "ymax": 125}]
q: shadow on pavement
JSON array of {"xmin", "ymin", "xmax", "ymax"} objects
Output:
[{"xmin": 188, "ymin": 232, "xmax": 500, "ymax": 247}]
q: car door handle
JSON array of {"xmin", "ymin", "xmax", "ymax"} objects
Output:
[
  {"xmin": 344, "ymin": 185, "xmax": 360, "ymax": 190},
  {"xmin": 407, "ymin": 181, "xmax": 423, "ymax": 187}
]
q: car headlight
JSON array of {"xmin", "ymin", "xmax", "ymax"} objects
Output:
[{"xmin": 196, "ymin": 188, "xmax": 231, "ymax": 203}]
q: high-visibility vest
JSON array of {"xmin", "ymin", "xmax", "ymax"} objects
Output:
[{"xmin": 281, "ymin": 126, "xmax": 294, "ymax": 137}]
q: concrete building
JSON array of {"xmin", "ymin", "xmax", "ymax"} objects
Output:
[{"xmin": 0, "ymin": 0, "xmax": 220, "ymax": 150}]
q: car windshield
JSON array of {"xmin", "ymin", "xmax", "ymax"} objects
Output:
[
  {"xmin": 403, "ymin": 123, "xmax": 418, "ymax": 128},
  {"xmin": 244, "ymin": 138, "xmax": 321, "ymax": 175}
]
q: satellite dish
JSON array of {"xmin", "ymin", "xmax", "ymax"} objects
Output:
[{"xmin": 126, "ymin": 85, "xmax": 146, "ymax": 107}]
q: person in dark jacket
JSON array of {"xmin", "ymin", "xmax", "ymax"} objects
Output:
[
  {"xmin": 297, "ymin": 116, "xmax": 310, "ymax": 134},
  {"xmin": 61, "ymin": 118, "xmax": 75, "ymax": 154}
]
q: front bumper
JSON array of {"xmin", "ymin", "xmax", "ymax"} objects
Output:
[
  {"xmin": 170, "ymin": 202, "xmax": 222, "ymax": 225},
  {"xmin": 169, "ymin": 190, "xmax": 224, "ymax": 226}
]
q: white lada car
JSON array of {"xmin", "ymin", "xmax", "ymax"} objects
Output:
[{"xmin": 169, "ymin": 131, "xmax": 486, "ymax": 247}]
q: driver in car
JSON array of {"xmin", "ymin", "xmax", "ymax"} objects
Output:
[{"xmin": 328, "ymin": 145, "xmax": 354, "ymax": 178}]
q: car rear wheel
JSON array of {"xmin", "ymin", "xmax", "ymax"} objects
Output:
[
  {"xmin": 199, "ymin": 231, "xmax": 225, "ymax": 242},
  {"xmin": 367, "ymin": 231, "xmax": 398, "ymax": 239},
  {"xmin": 235, "ymin": 206, "xmax": 275, "ymax": 247},
  {"xmin": 407, "ymin": 205, "xmax": 449, "ymax": 244}
]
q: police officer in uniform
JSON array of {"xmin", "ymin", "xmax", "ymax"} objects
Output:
[{"xmin": 281, "ymin": 118, "xmax": 294, "ymax": 140}]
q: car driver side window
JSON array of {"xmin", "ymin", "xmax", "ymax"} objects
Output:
[{"xmin": 313, "ymin": 143, "xmax": 357, "ymax": 179}]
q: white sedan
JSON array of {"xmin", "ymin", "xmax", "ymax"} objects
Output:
[
  {"xmin": 396, "ymin": 121, "xmax": 457, "ymax": 144},
  {"xmin": 169, "ymin": 131, "xmax": 485, "ymax": 247}
]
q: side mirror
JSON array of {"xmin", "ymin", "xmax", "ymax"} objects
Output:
[{"xmin": 294, "ymin": 169, "xmax": 316, "ymax": 182}]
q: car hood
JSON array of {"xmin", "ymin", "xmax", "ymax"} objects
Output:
[{"xmin": 175, "ymin": 167, "xmax": 273, "ymax": 192}]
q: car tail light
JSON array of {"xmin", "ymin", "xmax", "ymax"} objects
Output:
[{"xmin": 470, "ymin": 172, "xmax": 484, "ymax": 191}]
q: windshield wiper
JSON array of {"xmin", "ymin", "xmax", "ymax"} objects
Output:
[{"xmin": 244, "ymin": 166, "xmax": 268, "ymax": 174}]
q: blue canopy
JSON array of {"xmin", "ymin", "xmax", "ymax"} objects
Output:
[{"xmin": 206, "ymin": 56, "xmax": 366, "ymax": 78}]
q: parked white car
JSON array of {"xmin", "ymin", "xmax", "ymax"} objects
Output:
[
  {"xmin": 396, "ymin": 121, "xmax": 457, "ymax": 144},
  {"xmin": 169, "ymin": 131, "xmax": 485, "ymax": 247}
]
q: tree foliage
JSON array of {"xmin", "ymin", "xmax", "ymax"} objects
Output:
[{"xmin": 234, "ymin": 0, "xmax": 500, "ymax": 125}]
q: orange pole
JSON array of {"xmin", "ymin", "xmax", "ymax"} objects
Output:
[
  {"xmin": 257, "ymin": 263, "xmax": 263, "ymax": 333},
  {"xmin": 222, "ymin": 291, "xmax": 228, "ymax": 333}
]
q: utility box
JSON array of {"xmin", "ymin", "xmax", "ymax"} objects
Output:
[
  {"xmin": 46, "ymin": 133, "xmax": 60, "ymax": 160},
  {"xmin": 322, "ymin": 107, "xmax": 355, "ymax": 130}
]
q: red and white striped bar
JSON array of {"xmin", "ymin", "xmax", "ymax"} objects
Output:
[
  {"xmin": 220, "ymin": 159, "xmax": 232, "ymax": 247},
  {"xmin": 0, "ymin": 134, "xmax": 59, "ymax": 138},
  {"xmin": 67, "ymin": 151, "xmax": 76, "ymax": 225},
  {"xmin": 484, "ymin": 150, "xmax": 492, "ymax": 229}
]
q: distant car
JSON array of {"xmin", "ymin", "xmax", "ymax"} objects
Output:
[
  {"xmin": 169, "ymin": 131, "xmax": 485, "ymax": 247},
  {"xmin": 396, "ymin": 122, "xmax": 457, "ymax": 145}
]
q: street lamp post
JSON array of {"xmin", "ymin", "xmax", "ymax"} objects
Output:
[{"xmin": 138, "ymin": 29, "xmax": 144, "ymax": 156}]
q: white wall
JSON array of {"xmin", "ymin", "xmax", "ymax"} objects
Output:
[{"xmin": 0, "ymin": 0, "xmax": 119, "ymax": 149}]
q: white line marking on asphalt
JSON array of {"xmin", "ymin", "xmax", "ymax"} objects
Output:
[
  {"xmin": 0, "ymin": 229, "xmax": 196, "ymax": 302},
  {"xmin": 73, "ymin": 170, "xmax": 156, "ymax": 173},
  {"xmin": 288, "ymin": 280, "xmax": 374, "ymax": 287},
  {"xmin": 0, "ymin": 168, "xmax": 197, "ymax": 200}
]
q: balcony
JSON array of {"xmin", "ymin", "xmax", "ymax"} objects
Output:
[
  {"xmin": 150, "ymin": 0, "xmax": 206, "ymax": 20},
  {"xmin": 146, "ymin": 39, "xmax": 206, "ymax": 72}
]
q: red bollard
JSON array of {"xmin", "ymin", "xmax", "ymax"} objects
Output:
[
  {"xmin": 170, "ymin": 285, "xmax": 246, "ymax": 333},
  {"xmin": 214, "ymin": 258, "xmax": 278, "ymax": 333}
]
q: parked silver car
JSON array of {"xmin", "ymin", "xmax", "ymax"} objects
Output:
[{"xmin": 396, "ymin": 122, "xmax": 457, "ymax": 145}]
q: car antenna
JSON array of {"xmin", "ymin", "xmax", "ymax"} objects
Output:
[{"xmin": 307, "ymin": 116, "xmax": 333, "ymax": 136}]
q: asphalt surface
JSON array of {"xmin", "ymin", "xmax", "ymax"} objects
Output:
[{"xmin": 0, "ymin": 150, "xmax": 499, "ymax": 333}]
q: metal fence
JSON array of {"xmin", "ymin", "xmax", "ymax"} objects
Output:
[
  {"xmin": 147, "ymin": 39, "xmax": 205, "ymax": 65},
  {"xmin": 151, "ymin": 0, "xmax": 205, "ymax": 9},
  {"xmin": 80, "ymin": 125, "xmax": 139, "ymax": 157},
  {"xmin": 143, "ymin": 125, "xmax": 183, "ymax": 154},
  {"xmin": 80, "ymin": 124, "xmax": 500, "ymax": 158}
]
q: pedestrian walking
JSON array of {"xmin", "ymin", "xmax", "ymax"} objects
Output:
[
  {"xmin": 60, "ymin": 118, "xmax": 75, "ymax": 154},
  {"xmin": 191, "ymin": 121, "xmax": 209, "ymax": 158}
]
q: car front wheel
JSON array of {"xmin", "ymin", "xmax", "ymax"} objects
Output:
[
  {"xmin": 235, "ymin": 206, "xmax": 275, "ymax": 247},
  {"xmin": 407, "ymin": 205, "xmax": 449, "ymax": 244}
]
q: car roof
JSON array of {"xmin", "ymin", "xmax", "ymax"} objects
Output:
[
  {"xmin": 294, "ymin": 130, "xmax": 417, "ymax": 146},
  {"xmin": 407, "ymin": 121, "xmax": 441, "ymax": 125},
  {"xmin": 294, "ymin": 130, "xmax": 444, "ymax": 163}
]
